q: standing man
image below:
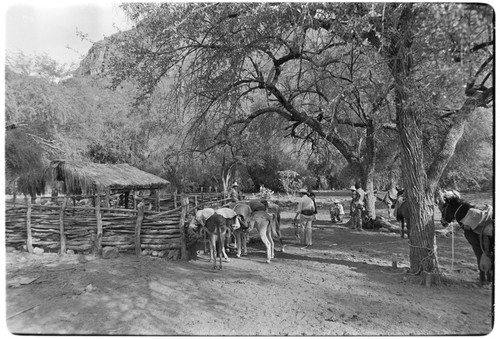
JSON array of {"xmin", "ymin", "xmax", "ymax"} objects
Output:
[
  {"xmin": 229, "ymin": 182, "xmax": 240, "ymax": 203},
  {"xmin": 351, "ymin": 184, "xmax": 366, "ymax": 231},
  {"xmin": 293, "ymin": 188, "xmax": 316, "ymax": 246}
]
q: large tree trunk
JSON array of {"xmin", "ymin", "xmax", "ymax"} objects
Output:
[
  {"xmin": 389, "ymin": 3, "xmax": 438, "ymax": 275},
  {"xmin": 398, "ymin": 106, "xmax": 438, "ymax": 274},
  {"xmin": 364, "ymin": 121, "xmax": 377, "ymax": 220}
]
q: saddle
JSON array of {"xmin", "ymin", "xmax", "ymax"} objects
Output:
[{"xmin": 460, "ymin": 204, "xmax": 493, "ymax": 237}]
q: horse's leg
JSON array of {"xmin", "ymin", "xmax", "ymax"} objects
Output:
[
  {"xmin": 208, "ymin": 234, "xmax": 216, "ymax": 266},
  {"xmin": 267, "ymin": 222, "xmax": 275, "ymax": 259},
  {"xmin": 235, "ymin": 230, "xmax": 242, "ymax": 258},
  {"xmin": 485, "ymin": 236, "xmax": 494, "ymax": 282},
  {"xmin": 242, "ymin": 232, "xmax": 248, "ymax": 255},
  {"xmin": 276, "ymin": 221, "xmax": 285, "ymax": 252},
  {"xmin": 221, "ymin": 232, "xmax": 230, "ymax": 262},
  {"xmin": 464, "ymin": 229, "xmax": 486, "ymax": 284},
  {"xmin": 258, "ymin": 222, "xmax": 272, "ymax": 263},
  {"xmin": 218, "ymin": 235, "xmax": 223, "ymax": 269},
  {"xmin": 400, "ymin": 219, "xmax": 405, "ymax": 238}
]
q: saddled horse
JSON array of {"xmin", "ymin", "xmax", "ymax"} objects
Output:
[
  {"xmin": 233, "ymin": 201, "xmax": 284, "ymax": 258},
  {"xmin": 248, "ymin": 210, "xmax": 277, "ymax": 263},
  {"xmin": 376, "ymin": 187, "xmax": 404, "ymax": 219},
  {"xmin": 203, "ymin": 213, "xmax": 232, "ymax": 269},
  {"xmin": 440, "ymin": 195, "xmax": 494, "ymax": 284},
  {"xmin": 189, "ymin": 207, "xmax": 237, "ymax": 269}
]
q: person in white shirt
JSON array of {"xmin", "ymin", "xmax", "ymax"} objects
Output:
[
  {"xmin": 330, "ymin": 199, "xmax": 345, "ymax": 223},
  {"xmin": 293, "ymin": 188, "xmax": 316, "ymax": 246}
]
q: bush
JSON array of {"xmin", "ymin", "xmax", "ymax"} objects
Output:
[{"xmin": 277, "ymin": 170, "xmax": 303, "ymax": 195}]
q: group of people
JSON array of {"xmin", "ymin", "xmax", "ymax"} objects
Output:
[
  {"xmin": 228, "ymin": 181, "xmax": 367, "ymax": 248},
  {"xmin": 293, "ymin": 184, "xmax": 367, "ymax": 247}
]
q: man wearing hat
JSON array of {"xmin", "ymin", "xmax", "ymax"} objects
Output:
[
  {"xmin": 330, "ymin": 199, "xmax": 345, "ymax": 223},
  {"xmin": 293, "ymin": 188, "xmax": 316, "ymax": 246},
  {"xmin": 350, "ymin": 184, "xmax": 366, "ymax": 231},
  {"xmin": 229, "ymin": 182, "xmax": 241, "ymax": 203}
]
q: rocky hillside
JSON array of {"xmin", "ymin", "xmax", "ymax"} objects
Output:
[{"xmin": 75, "ymin": 35, "xmax": 115, "ymax": 76}]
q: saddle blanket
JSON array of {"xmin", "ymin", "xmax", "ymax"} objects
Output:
[
  {"xmin": 215, "ymin": 207, "xmax": 240, "ymax": 229},
  {"xmin": 194, "ymin": 208, "xmax": 215, "ymax": 227},
  {"xmin": 460, "ymin": 204, "xmax": 493, "ymax": 236}
]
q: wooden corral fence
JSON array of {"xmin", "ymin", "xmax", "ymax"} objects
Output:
[{"xmin": 5, "ymin": 193, "xmax": 231, "ymax": 260}]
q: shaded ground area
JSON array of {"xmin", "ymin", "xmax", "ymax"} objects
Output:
[{"xmin": 5, "ymin": 203, "xmax": 493, "ymax": 336}]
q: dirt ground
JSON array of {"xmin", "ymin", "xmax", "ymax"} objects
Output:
[{"xmin": 4, "ymin": 200, "xmax": 494, "ymax": 336}]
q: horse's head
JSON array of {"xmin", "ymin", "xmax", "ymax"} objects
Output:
[
  {"xmin": 189, "ymin": 208, "xmax": 215, "ymax": 231},
  {"xmin": 188, "ymin": 215, "xmax": 200, "ymax": 230},
  {"xmin": 440, "ymin": 195, "xmax": 466, "ymax": 227},
  {"xmin": 435, "ymin": 189, "xmax": 462, "ymax": 221},
  {"xmin": 396, "ymin": 187, "xmax": 405, "ymax": 196}
]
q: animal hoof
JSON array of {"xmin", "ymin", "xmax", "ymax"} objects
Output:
[
  {"xmin": 223, "ymin": 258, "xmax": 230, "ymax": 262},
  {"xmin": 236, "ymin": 254, "xmax": 241, "ymax": 258},
  {"xmin": 266, "ymin": 259, "xmax": 271, "ymax": 264}
]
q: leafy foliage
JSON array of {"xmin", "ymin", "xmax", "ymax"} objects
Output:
[{"xmin": 4, "ymin": 3, "xmax": 493, "ymax": 200}]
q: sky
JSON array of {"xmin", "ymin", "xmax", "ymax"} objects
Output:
[{"xmin": 4, "ymin": 1, "xmax": 132, "ymax": 66}]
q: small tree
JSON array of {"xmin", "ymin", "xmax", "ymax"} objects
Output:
[{"xmin": 277, "ymin": 170, "xmax": 303, "ymax": 196}]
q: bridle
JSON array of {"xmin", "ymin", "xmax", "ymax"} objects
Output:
[
  {"xmin": 442, "ymin": 202, "xmax": 464, "ymax": 225},
  {"xmin": 453, "ymin": 204, "xmax": 464, "ymax": 223}
]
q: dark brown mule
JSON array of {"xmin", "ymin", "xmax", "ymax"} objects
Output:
[
  {"xmin": 440, "ymin": 195, "xmax": 494, "ymax": 284},
  {"xmin": 204, "ymin": 214, "xmax": 231, "ymax": 269}
]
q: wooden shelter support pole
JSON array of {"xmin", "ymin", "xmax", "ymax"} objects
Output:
[
  {"xmin": 174, "ymin": 191, "xmax": 178, "ymax": 209},
  {"xmin": 59, "ymin": 197, "xmax": 68, "ymax": 254},
  {"xmin": 105, "ymin": 191, "xmax": 110, "ymax": 208},
  {"xmin": 26, "ymin": 198, "xmax": 33, "ymax": 254},
  {"xmin": 155, "ymin": 189, "xmax": 160, "ymax": 212},
  {"xmin": 123, "ymin": 191, "xmax": 129, "ymax": 209},
  {"xmin": 179, "ymin": 195, "xmax": 189, "ymax": 260},
  {"xmin": 135, "ymin": 202, "xmax": 145, "ymax": 256},
  {"xmin": 94, "ymin": 196, "xmax": 103, "ymax": 257}
]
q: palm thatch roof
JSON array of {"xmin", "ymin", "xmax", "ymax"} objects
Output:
[{"xmin": 50, "ymin": 160, "xmax": 170, "ymax": 195}]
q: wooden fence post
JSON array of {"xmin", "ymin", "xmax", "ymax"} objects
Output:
[
  {"xmin": 155, "ymin": 189, "xmax": 160, "ymax": 212},
  {"xmin": 26, "ymin": 198, "xmax": 33, "ymax": 254},
  {"xmin": 105, "ymin": 191, "xmax": 110, "ymax": 208},
  {"xmin": 94, "ymin": 195, "xmax": 103, "ymax": 257},
  {"xmin": 179, "ymin": 195, "xmax": 189, "ymax": 260},
  {"xmin": 59, "ymin": 197, "xmax": 68, "ymax": 254},
  {"xmin": 135, "ymin": 202, "xmax": 145, "ymax": 257}
]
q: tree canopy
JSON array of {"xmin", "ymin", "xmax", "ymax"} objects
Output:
[{"xmin": 4, "ymin": 3, "xmax": 493, "ymax": 201}]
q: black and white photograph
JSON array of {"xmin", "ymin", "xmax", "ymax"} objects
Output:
[{"xmin": 4, "ymin": 2, "xmax": 494, "ymax": 336}]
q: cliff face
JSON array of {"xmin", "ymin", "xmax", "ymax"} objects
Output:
[{"xmin": 75, "ymin": 37, "xmax": 113, "ymax": 77}]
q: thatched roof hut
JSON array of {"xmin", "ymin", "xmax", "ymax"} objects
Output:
[{"xmin": 50, "ymin": 160, "xmax": 170, "ymax": 195}]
